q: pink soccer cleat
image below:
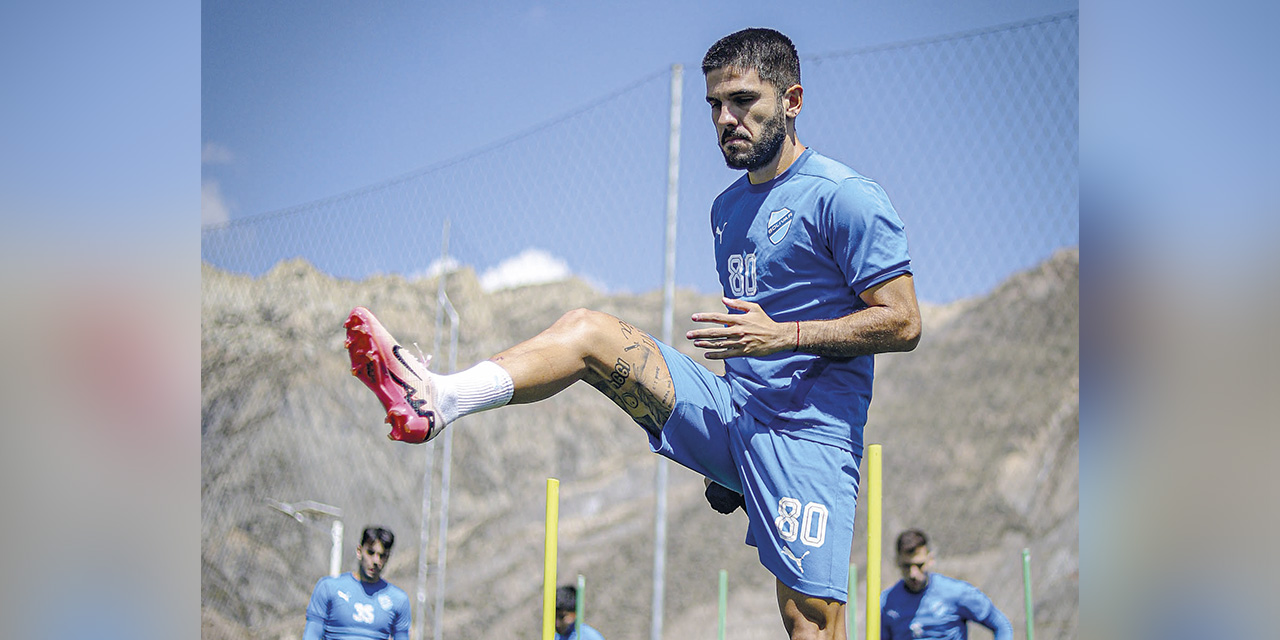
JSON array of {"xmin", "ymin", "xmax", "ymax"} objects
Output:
[{"xmin": 343, "ymin": 307, "xmax": 440, "ymax": 444}]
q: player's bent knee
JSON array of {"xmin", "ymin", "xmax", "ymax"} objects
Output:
[
  {"xmin": 555, "ymin": 307, "xmax": 605, "ymax": 326},
  {"xmin": 553, "ymin": 308, "xmax": 619, "ymax": 345}
]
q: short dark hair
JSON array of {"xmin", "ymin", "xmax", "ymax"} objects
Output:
[
  {"xmin": 702, "ymin": 28, "xmax": 801, "ymax": 93},
  {"xmin": 896, "ymin": 528, "xmax": 929, "ymax": 556},
  {"xmin": 555, "ymin": 585, "xmax": 577, "ymax": 612},
  {"xmin": 361, "ymin": 526, "xmax": 395, "ymax": 551}
]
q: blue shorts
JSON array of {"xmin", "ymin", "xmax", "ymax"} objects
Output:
[{"xmin": 647, "ymin": 340, "xmax": 862, "ymax": 602}]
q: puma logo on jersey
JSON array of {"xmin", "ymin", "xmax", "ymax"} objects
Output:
[
  {"xmin": 781, "ymin": 547, "xmax": 811, "ymax": 573},
  {"xmin": 337, "ymin": 590, "xmax": 350, "ymax": 602},
  {"xmin": 715, "ymin": 223, "xmax": 726, "ymax": 245}
]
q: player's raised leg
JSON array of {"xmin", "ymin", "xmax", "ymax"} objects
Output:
[
  {"xmin": 492, "ymin": 308, "xmax": 674, "ymax": 436},
  {"xmin": 344, "ymin": 306, "xmax": 675, "ymax": 443}
]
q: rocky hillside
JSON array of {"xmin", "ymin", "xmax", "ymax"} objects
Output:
[{"xmin": 201, "ymin": 247, "xmax": 1078, "ymax": 640}]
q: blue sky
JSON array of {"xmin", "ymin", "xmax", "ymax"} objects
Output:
[
  {"xmin": 202, "ymin": 0, "xmax": 1077, "ymax": 220},
  {"xmin": 201, "ymin": 0, "xmax": 1079, "ymax": 300}
]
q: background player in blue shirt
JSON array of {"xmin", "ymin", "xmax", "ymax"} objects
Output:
[
  {"xmin": 304, "ymin": 526, "xmax": 411, "ymax": 640},
  {"xmin": 881, "ymin": 529, "xmax": 1013, "ymax": 640},
  {"xmin": 554, "ymin": 584, "xmax": 607, "ymax": 640},
  {"xmin": 345, "ymin": 28, "xmax": 920, "ymax": 640}
]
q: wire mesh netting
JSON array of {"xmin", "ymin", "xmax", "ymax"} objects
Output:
[{"xmin": 203, "ymin": 13, "xmax": 1077, "ymax": 304}]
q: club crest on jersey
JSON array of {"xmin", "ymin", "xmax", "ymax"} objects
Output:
[
  {"xmin": 378, "ymin": 594, "xmax": 393, "ymax": 611},
  {"xmin": 767, "ymin": 207, "xmax": 794, "ymax": 245}
]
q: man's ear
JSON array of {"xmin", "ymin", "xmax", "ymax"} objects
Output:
[{"xmin": 783, "ymin": 84, "xmax": 804, "ymax": 118}]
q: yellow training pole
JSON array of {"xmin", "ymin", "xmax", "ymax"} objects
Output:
[
  {"xmin": 542, "ymin": 478, "xmax": 560, "ymax": 640},
  {"xmin": 866, "ymin": 444, "xmax": 882, "ymax": 640}
]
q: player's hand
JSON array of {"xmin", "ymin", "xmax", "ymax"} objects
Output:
[
  {"xmin": 704, "ymin": 479, "xmax": 745, "ymax": 515},
  {"xmin": 688, "ymin": 297, "xmax": 790, "ymax": 359}
]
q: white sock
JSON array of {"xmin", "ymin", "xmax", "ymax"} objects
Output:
[{"xmin": 434, "ymin": 360, "xmax": 513, "ymax": 425}]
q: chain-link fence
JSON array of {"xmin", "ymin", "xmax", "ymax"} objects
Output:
[
  {"xmin": 203, "ymin": 12, "xmax": 1076, "ymax": 304},
  {"xmin": 203, "ymin": 12, "xmax": 1077, "ymax": 640},
  {"xmin": 202, "ymin": 67, "xmax": 673, "ymax": 295}
]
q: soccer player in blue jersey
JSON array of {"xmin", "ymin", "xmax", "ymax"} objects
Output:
[
  {"xmin": 554, "ymin": 584, "xmax": 607, "ymax": 640},
  {"xmin": 304, "ymin": 526, "xmax": 411, "ymax": 640},
  {"xmin": 345, "ymin": 27, "xmax": 920, "ymax": 639},
  {"xmin": 882, "ymin": 529, "xmax": 1013, "ymax": 640}
]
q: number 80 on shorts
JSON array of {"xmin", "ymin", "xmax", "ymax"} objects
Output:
[{"xmin": 775, "ymin": 497, "xmax": 828, "ymax": 548}]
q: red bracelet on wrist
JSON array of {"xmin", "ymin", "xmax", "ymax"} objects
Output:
[{"xmin": 793, "ymin": 320, "xmax": 800, "ymax": 352}]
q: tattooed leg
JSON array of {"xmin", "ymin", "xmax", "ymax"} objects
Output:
[
  {"xmin": 585, "ymin": 323, "xmax": 674, "ymax": 437},
  {"xmin": 490, "ymin": 308, "xmax": 675, "ymax": 433}
]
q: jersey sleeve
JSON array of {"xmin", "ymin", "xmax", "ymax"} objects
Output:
[
  {"xmin": 305, "ymin": 577, "xmax": 331, "ymax": 624},
  {"xmin": 957, "ymin": 583, "xmax": 1014, "ymax": 640},
  {"xmin": 823, "ymin": 177, "xmax": 911, "ymax": 297},
  {"xmin": 302, "ymin": 619, "xmax": 325, "ymax": 640},
  {"xmin": 879, "ymin": 589, "xmax": 894, "ymax": 640},
  {"xmin": 393, "ymin": 589, "xmax": 412, "ymax": 640},
  {"xmin": 303, "ymin": 577, "xmax": 331, "ymax": 639}
]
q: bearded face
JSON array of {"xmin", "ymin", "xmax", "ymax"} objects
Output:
[
  {"xmin": 720, "ymin": 96, "xmax": 787, "ymax": 171},
  {"xmin": 706, "ymin": 66, "xmax": 792, "ymax": 174}
]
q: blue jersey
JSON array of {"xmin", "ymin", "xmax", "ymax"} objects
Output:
[
  {"xmin": 555, "ymin": 621, "xmax": 607, "ymax": 640},
  {"xmin": 881, "ymin": 574, "xmax": 1013, "ymax": 640},
  {"xmin": 304, "ymin": 573, "xmax": 411, "ymax": 640},
  {"xmin": 710, "ymin": 149, "xmax": 911, "ymax": 455}
]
